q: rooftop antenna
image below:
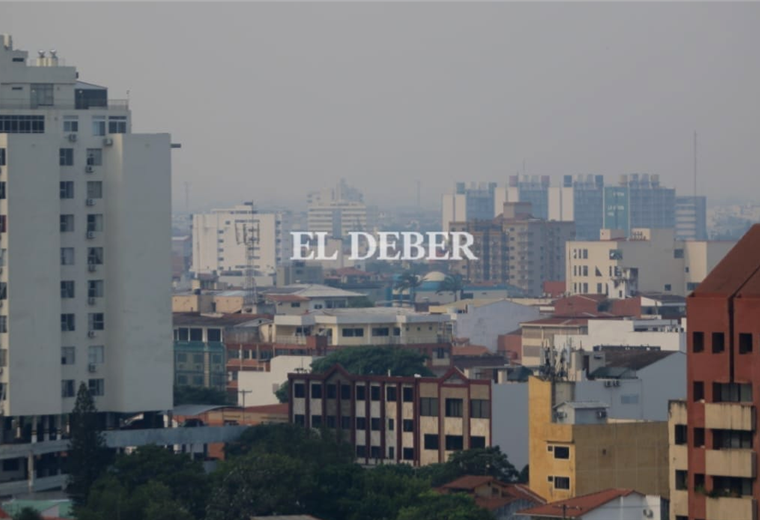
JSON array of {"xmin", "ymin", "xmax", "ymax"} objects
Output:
[
  {"xmin": 235, "ymin": 202, "xmax": 260, "ymax": 309},
  {"xmin": 693, "ymin": 131, "xmax": 698, "ymax": 199}
]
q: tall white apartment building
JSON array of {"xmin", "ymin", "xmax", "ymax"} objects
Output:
[
  {"xmin": 0, "ymin": 34, "xmax": 173, "ymax": 421},
  {"xmin": 307, "ymin": 179, "xmax": 368, "ymax": 237},
  {"xmin": 191, "ymin": 203, "xmax": 292, "ymax": 276}
]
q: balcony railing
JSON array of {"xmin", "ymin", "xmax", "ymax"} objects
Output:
[{"xmin": 0, "ymin": 99, "xmax": 129, "ymax": 110}]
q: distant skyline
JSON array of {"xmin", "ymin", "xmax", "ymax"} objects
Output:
[{"xmin": 3, "ymin": 2, "xmax": 759, "ymax": 211}]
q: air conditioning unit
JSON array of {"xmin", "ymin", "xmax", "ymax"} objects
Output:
[
  {"xmin": 604, "ymin": 380, "xmax": 612, "ymax": 388},
  {"xmin": 88, "ymin": 331, "xmax": 96, "ymax": 338},
  {"xmin": 103, "ymin": 138, "xmax": 114, "ymax": 146},
  {"xmin": 597, "ymin": 410, "xmax": 608, "ymax": 419},
  {"xmin": 85, "ymin": 198, "xmax": 95, "ymax": 207},
  {"xmin": 86, "ymin": 231, "xmax": 95, "ymax": 239},
  {"xmin": 88, "ymin": 264, "xmax": 97, "ymax": 272},
  {"xmin": 553, "ymin": 411, "xmax": 567, "ymax": 420},
  {"xmin": 88, "ymin": 363, "xmax": 97, "ymax": 373},
  {"xmin": 613, "ymin": 380, "xmax": 621, "ymax": 387},
  {"xmin": 85, "ymin": 166, "xmax": 94, "ymax": 173},
  {"xmin": 643, "ymin": 509, "xmax": 653, "ymax": 518},
  {"xmin": 88, "ymin": 297, "xmax": 96, "ymax": 305},
  {"xmin": 68, "ymin": 133, "xmax": 77, "ymax": 142}
]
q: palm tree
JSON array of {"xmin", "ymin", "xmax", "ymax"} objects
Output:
[
  {"xmin": 395, "ymin": 272, "xmax": 422, "ymax": 307},
  {"xmin": 436, "ymin": 274, "xmax": 465, "ymax": 302}
]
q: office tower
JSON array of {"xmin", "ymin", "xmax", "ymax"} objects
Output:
[
  {"xmin": 441, "ymin": 182, "xmax": 498, "ymax": 232},
  {"xmin": 603, "ymin": 174, "xmax": 675, "ymax": 236},
  {"xmin": 669, "ymin": 225, "xmax": 760, "ymax": 520},
  {"xmin": 564, "ymin": 174, "xmax": 605, "ymax": 241},
  {"xmin": 507, "ymin": 175, "xmax": 551, "ymax": 220},
  {"xmin": 675, "ymin": 196, "xmax": 707, "ymax": 241},
  {"xmin": 450, "ymin": 202, "xmax": 575, "ymax": 297},
  {"xmin": 0, "ymin": 34, "xmax": 173, "ymax": 419},
  {"xmin": 307, "ymin": 179, "xmax": 369, "ymax": 238},
  {"xmin": 192, "ymin": 203, "xmax": 292, "ymax": 276}
]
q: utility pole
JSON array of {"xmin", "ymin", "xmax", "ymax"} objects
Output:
[{"xmin": 553, "ymin": 503, "xmax": 582, "ymax": 519}]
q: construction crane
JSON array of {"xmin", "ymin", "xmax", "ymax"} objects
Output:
[{"xmin": 234, "ymin": 201, "xmax": 260, "ymax": 309}]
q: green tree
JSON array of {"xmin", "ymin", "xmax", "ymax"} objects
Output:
[
  {"xmin": 396, "ymin": 491, "xmax": 494, "ymax": 520},
  {"xmin": 13, "ymin": 508, "xmax": 43, "ymax": 520},
  {"xmin": 337, "ymin": 465, "xmax": 430, "ymax": 520},
  {"xmin": 417, "ymin": 447, "xmax": 519, "ymax": 487},
  {"xmin": 437, "ymin": 275, "xmax": 465, "ymax": 301},
  {"xmin": 518, "ymin": 464, "xmax": 529, "ymax": 484},
  {"xmin": 173, "ymin": 385, "xmax": 231, "ymax": 406},
  {"xmin": 274, "ymin": 381, "xmax": 289, "ymax": 403},
  {"xmin": 310, "ymin": 346, "xmax": 434, "ymax": 377},
  {"xmin": 67, "ymin": 382, "xmax": 111, "ymax": 507},
  {"xmin": 395, "ymin": 272, "xmax": 423, "ymax": 307},
  {"xmin": 78, "ymin": 477, "xmax": 195, "ymax": 520}
]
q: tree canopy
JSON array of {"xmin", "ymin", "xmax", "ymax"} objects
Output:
[
  {"xmin": 417, "ymin": 447, "xmax": 519, "ymax": 487},
  {"xmin": 173, "ymin": 385, "xmax": 232, "ymax": 406},
  {"xmin": 310, "ymin": 346, "xmax": 434, "ymax": 377}
]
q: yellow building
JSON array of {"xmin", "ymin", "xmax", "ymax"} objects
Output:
[{"xmin": 528, "ymin": 377, "xmax": 669, "ymax": 502}]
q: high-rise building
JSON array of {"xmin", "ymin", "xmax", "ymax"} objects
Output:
[
  {"xmin": 0, "ymin": 34, "xmax": 173, "ymax": 419},
  {"xmin": 603, "ymin": 174, "xmax": 675, "ymax": 236},
  {"xmin": 307, "ymin": 179, "xmax": 369, "ymax": 238},
  {"xmin": 450, "ymin": 202, "xmax": 575, "ymax": 296},
  {"xmin": 191, "ymin": 203, "xmax": 292, "ymax": 277},
  {"xmin": 675, "ymin": 195, "xmax": 707, "ymax": 241},
  {"xmin": 441, "ymin": 182, "xmax": 499, "ymax": 233},
  {"xmin": 670, "ymin": 225, "xmax": 760, "ymax": 520}
]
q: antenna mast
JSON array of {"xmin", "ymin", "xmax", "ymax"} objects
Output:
[
  {"xmin": 235, "ymin": 202, "xmax": 260, "ymax": 309},
  {"xmin": 693, "ymin": 131, "xmax": 698, "ymax": 198}
]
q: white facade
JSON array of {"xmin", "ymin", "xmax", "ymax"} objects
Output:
[
  {"xmin": 192, "ymin": 204, "xmax": 292, "ymax": 277},
  {"xmin": 307, "ymin": 179, "xmax": 368, "ymax": 238},
  {"xmin": 0, "ymin": 35, "xmax": 173, "ymax": 416},
  {"xmin": 566, "ymin": 228, "xmax": 735, "ymax": 297},
  {"xmin": 236, "ymin": 355, "xmax": 316, "ymax": 407},
  {"xmin": 553, "ymin": 318, "xmax": 687, "ymax": 354}
]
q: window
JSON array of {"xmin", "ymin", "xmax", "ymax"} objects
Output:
[
  {"xmin": 356, "ymin": 445, "xmax": 366, "ymax": 458},
  {"xmin": 372, "ymin": 327, "xmax": 389, "ymax": 337},
  {"xmin": 60, "ymin": 281, "xmax": 75, "ymax": 299},
  {"xmin": 714, "ymin": 383, "xmax": 752, "ymax": 403},
  {"xmin": 393, "ymin": 327, "xmax": 401, "ymax": 336},
  {"xmin": 61, "ymin": 248, "xmax": 75, "ymax": 265},
  {"xmin": 340, "ymin": 416, "xmax": 351, "ymax": 430},
  {"xmin": 294, "ymin": 383, "xmax": 305, "ymax": 398},
  {"xmin": 0, "ymin": 349, "xmax": 6, "ymax": 367},
  {"xmin": 445, "ymin": 398, "xmax": 463, "ymax": 418},
  {"xmin": 420, "ymin": 398, "xmax": 439, "ymax": 417},
  {"xmin": 470, "ymin": 436, "xmax": 486, "ymax": 449},
  {"xmin": 370, "ymin": 446, "xmax": 382, "ymax": 459},
  {"xmin": 341, "ymin": 328, "xmax": 364, "ymax": 337},
  {"xmin": 207, "ymin": 328, "xmax": 221, "ymax": 342},
  {"xmin": 0, "ymin": 216, "xmax": 6, "ymax": 233},
  {"xmin": 0, "ymin": 183, "xmax": 5, "ymax": 200},
  {"xmin": 403, "ymin": 419, "xmax": 414, "ymax": 432},
  {"xmin": 387, "ymin": 386, "xmax": 397, "ymax": 401},
  {"xmin": 60, "ymin": 214, "xmax": 75, "ymax": 232},
  {"xmin": 59, "ymin": 148, "xmax": 74, "ymax": 166},
  {"xmin": 86, "ymin": 181, "xmax": 103, "ymax": 199},
  {"xmin": 675, "ymin": 470, "xmax": 688, "ymax": 491},
  {"xmin": 388, "ymin": 419, "xmax": 394, "ymax": 431},
  {"xmin": 712, "ymin": 476, "xmax": 753, "ymax": 497},
  {"xmin": 0, "ymin": 115, "xmax": 44, "ymax": 133},
  {"xmin": 311, "ymin": 383, "xmax": 322, "ymax": 399},
  {"xmin": 713, "ymin": 429, "xmax": 753, "ymax": 449},
  {"xmin": 664, "ymin": 284, "xmax": 672, "ymax": 292},
  {"xmin": 63, "ymin": 116, "xmax": 78, "ymax": 133},
  {"xmin": 0, "ymin": 316, "xmax": 6, "ymax": 333},
  {"xmin": 88, "ymin": 378, "xmax": 105, "ymax": 396},
  {"xmin": 294, "ymin": 414, "xmax": 305, "ymax": 426},
  {"xmin": 61, "ymin": 314, "xmax": 75, "ymax": 331},
  {"xmin": 370, "ymin": 386, "xmax": 380, "ymax": 401},
  {"xmin": 674, "ymin": 248, "xmax": 684, "ymax": 259},
  {"xmin": 92, "ymin": 116, "xmax": 106, "ymax": 136},
  {"xmin": 192, "ymin": 354, "xmax": 203, "ymax": 364},
  {"xmin": 356, "ymin": 417, "xmax": 367, "ymax": 430},
  {"xmin": 326, "ymin": 384, "xmax": 337, "ymax": 399},
  {"xmin": 424, "ymin": 434, "xmax": 439, "ymax": 450},
  {"xmin": 675, "ymin": 425, "xmax": 687, "ymax": 445},
  {"xmin": 60, "ymin": 181, "xmax": 74, "ymax": 199},
  {"xmin": 687, "ymin": 282, "xmax": 699, "ymax": 291},
  {"xmin": 340, "ymin": 384, "xmax": 351, "ymax": 400},
  {"xmin": 86, "ymin": 149, "xmax": 103, "ymax": 166},
  {"xmin": 471, "ymin": 399, "xmax": 490, "ymax": 419},
  {"xmin": 554, "ymin": 446, "xmax": 570, "ymax": 459},
  {"xmin": 436, "ymin": 347, "xmax": 446, "ymax": 359},
  {"xmin": 88, "ymin": 345, "xmax": 104, "ymax": 364},
  {"xmin": 87, "ymin": 214, "xmax": 103, "ymax": 232},
  {"xmin": 402, "ymin": 387, "xmax": 413, "ymax": 402},
  {"xmin": 0, "ymin": 149, "xmax": 5, "ymax": 166},
  {"xmin": 61, "ymin": 346, "xmax": 76, "ymax": 365},
  {"xmin": 620, "ymin": 394, "xmax": 639, "ymax": 405},
  {"xmin": 88, "ymin": 313, "xmax": 105, "ymax": 331},
  {"xmin": 694, "ymin": 473, "xmax": 705, "ymax": 491},
  {"xmin": 554, "ymin": 477, "xmax": 570, "ymax": 490},
  {"xmin": 693, "ymin": 332, "xmax": 704, "ymax": 353},
  {"xmin": 88, "ymin": 247, "xmax": 104, "ymax": 265},
  {"xmin": 30, "ymin": 83, "xmax": 53, "ymax": 107},
  {"xmin": 61, "ymin": 380, "xmax": 75, "ymax": 398},
  {"xmin": 712, "ymin": 332, "xmax": 725, "ymax": 353},
  {"xmin": 445, "ymin": 435, "xmax": 463, "ymax": 451},
  {"xmin": 739, "ymin": 333, "xmax": 753, "ymax": 354},
  {"xmin": 693, "ymin": 381, "xmax": 704, "ymax": 401},
  {"xmin": 371, "ymin": 418, "xmax": 381, "ymax": 431},
  {"xmin": 310, "ymin": 415, "xmax": 322, "ymax": 428},
  {"xmin": 694, "ymin": 427, "xmax": 705, "ymax": 448},
  {"xmin": 176, "ymin": 352, "xmax": 187, "ymax": 362},
  {"xmin": 356, "ymin": 385, "xmax": 366, "ymax": 401},
  {"xmin": 388, "ymin": 446, "xmax": 395, "ymax": 460},
  {"xmin": 403, "ymin": 448, "xmax": 414, "ymax": 460},
  {"xmin": 609, "ymin": 249, "xmax": 623, "ymax": 260},
  {"xmin": 0, "ymin": 249, "xmax": 4, "ymax": 268},
  {"xmin": 108, "ymin": 116, "xmax": 127, "ymax": 134}
]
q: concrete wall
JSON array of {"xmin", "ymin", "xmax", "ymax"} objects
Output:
[
  {"xmin": 452, "ymin": 300, "xmax": 539, "ymax": 352},
  {"xmin": 491, "ymin": 382, "xmax": 529, "ymax": 470},
  {"xmin": 237, "ymin": 355, "xmax": 316, "ymax": 406}
]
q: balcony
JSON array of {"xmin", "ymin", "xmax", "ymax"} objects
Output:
[
  {"xmin": 706, "ymin": 496, "xmax": 756, "ymax": 520},
  {"xmin": 706, "ymin": 449, "xmax": 756, "ymax": 479},
  {"xmin": 705, "ymin": 403, "xmax": 756, "ymax": 431}
]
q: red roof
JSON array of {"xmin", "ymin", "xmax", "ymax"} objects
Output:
[
  {"xmin": 0, "ymin": 508, "xmax": 10, "ymax": 519},
  {"xmin": 440, "ymin": 475, "xmax": 495, "ymax": 491},
  {"xmin": 694, "ymin": 224, "xmax": 760, "ymax": 296},
  {"xmin": 245, "ymin": 403, "xmax": 289, "ymax": 415},
  {"xmin": 438, "ymin": 476, "xmax": 545, "ymax": 512},
  {"xmin": 452, "ymin": 345, "xmax": 490, "ymax": 357},
  {"xmin": 519, "ymin": 488, "xmax": 640, "ymax": 518}
]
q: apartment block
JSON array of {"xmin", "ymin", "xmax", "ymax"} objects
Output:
[
  {"xmin": 307, "ymin": 179, "xmax": 370, "ymax": 238},
  {"xmin": 603, "ymin": 173, "xmax": 675, "ymax": 236},
  {"xmin": 566, "ymin": 228, "xmax": 734, "ymax": 298},
  {"xmin": 450, "ymin": 202, "xmax": 575, "ymax": 296},
  {"xmin": 288, "ymin": 365, "xmax": 491, "ymax": 466},
  {"xmin": 441, "ymin": 182, "xmax": 499, "ymax": 232},
  {"xmin": 675, "ymin": 196, "xmax": 707, "ymax": 241},
  {"xmin": 677, "ymin": 224, "xmax": 760, "ymax": 520},
  {"xmin": 528, "ymin": 377, "xmax": 669, "ymax": 502},
  {"xmin": 191, "ymin": 203, "xmax": 292, "ymax": 278}
]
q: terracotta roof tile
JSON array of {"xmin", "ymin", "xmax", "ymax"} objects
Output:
[
  {"xmin": 440, "ymin": 475, "xmax": 495, "ymax": 491},
  {"xmin": 519, "ymin": 488, "xmax": 640, "ymax": 518}
]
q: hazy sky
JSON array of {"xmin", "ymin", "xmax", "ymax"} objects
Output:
[{"xmin": 3, "ymin": 2, "xmax": 759, "ymax": 212}]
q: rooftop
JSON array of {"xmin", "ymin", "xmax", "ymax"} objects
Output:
[
  {"xmin": 172, "ymin": 313, "xmax": 267, "ymax": 328},
  {"xmin": 267, "ymin": 284, "xmax": 365, "ymax": 299},
  {"xmin": 693, "ymin": 224, "xmax": 760, "ymax": 297},
  {"xmin": 555, "ymin": 400, "xmax": 609, "ymax": 410},
  {"xmin": 518, "ymin": 488, "xmax": 641, "ymax": 519},
  {"xmin": 600, "ymin": 349, "xmax": 676, "ymax": 371}
]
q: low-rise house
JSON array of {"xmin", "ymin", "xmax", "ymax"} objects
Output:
[
  {"xmin": 518, "ymin": 488, "xmax": 665, "ymax": 520},
  {"xmin": 437, "ymin": 475, "xmax": 545, "ymax": 520}
]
